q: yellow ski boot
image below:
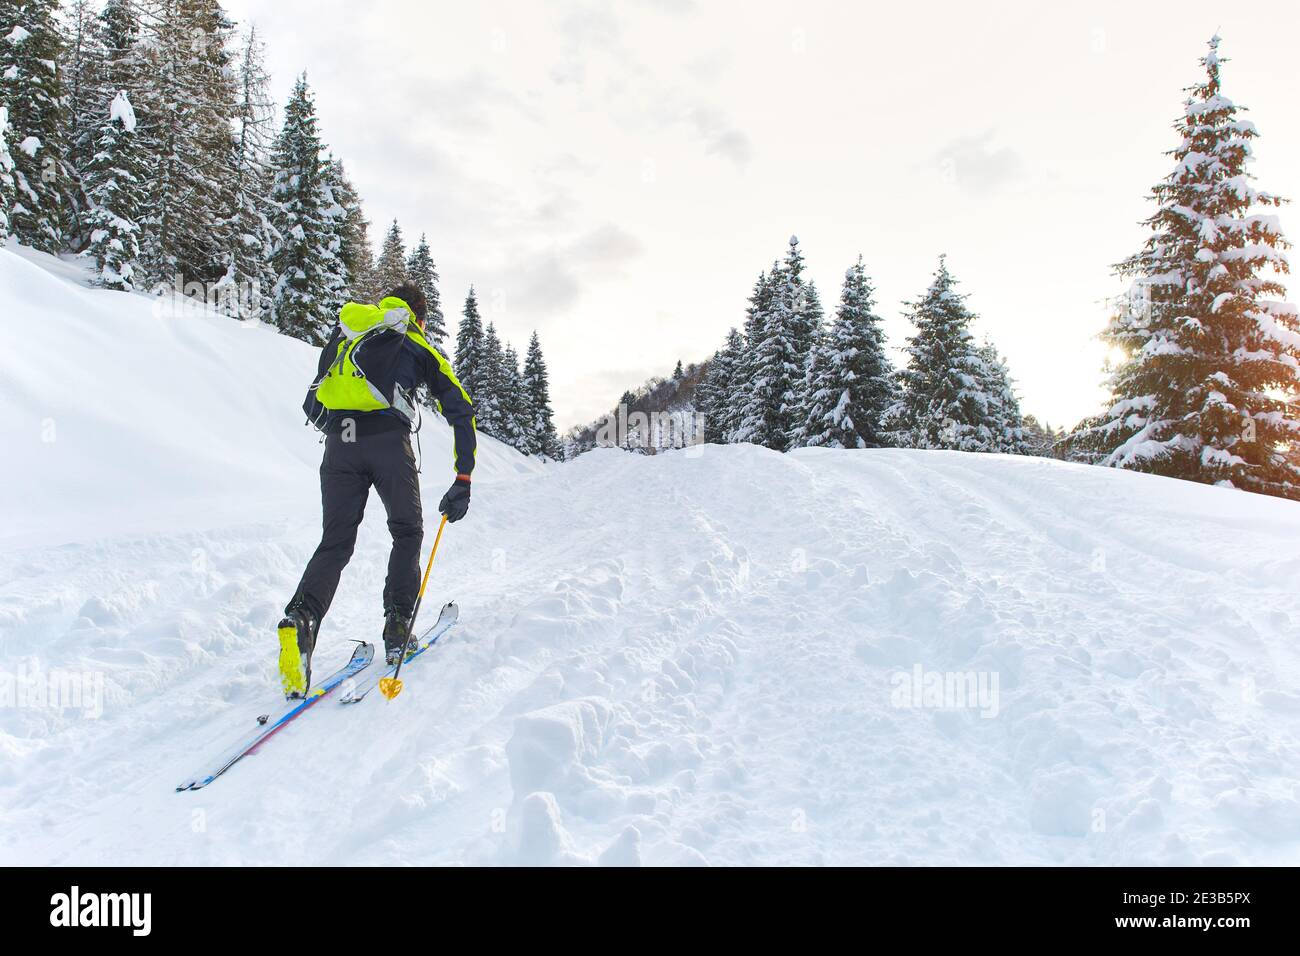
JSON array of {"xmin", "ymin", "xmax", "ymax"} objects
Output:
[{"xmin": 277, "ymin": 603, "xmax": 319, "ymax": 699}]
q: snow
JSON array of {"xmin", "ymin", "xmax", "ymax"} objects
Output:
[
  {"xmin": 5, "ymin": 26, "xmax": 30, "ymax": 44},
  {"xmin": 109, "ymin": 92, "xmax": 137, "ymax": 134},
  {"xmin": 17, "ymin": 136, "xmax": 39, "ymax": 158},
  {"xmin": 3, "ymin": 247, "xmax": 1300, "ymax": 865}
]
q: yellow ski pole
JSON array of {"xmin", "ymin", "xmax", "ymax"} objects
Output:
[{"xmin": 380, "ymin": 514, "xmax": 448, "ymax": 701}]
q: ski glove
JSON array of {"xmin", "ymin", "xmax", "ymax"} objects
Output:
[{"xmin": 439, "ymin": 475, "xmax": 471, "ymax": 522}]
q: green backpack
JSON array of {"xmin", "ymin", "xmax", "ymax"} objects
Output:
[
  {"xmin": 304, "ymin": 297, "xmax": 435, "ymax": 429},
  {"xmin": 304, "ymin": 297, "xmax": 471, "ymax": 431}
]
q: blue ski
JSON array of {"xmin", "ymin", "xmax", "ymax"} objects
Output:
[
  {"xmin": 339, "ymin": 602, "xmax": 458, "ymax": 704},
  {"xmin": 175, "ymin": 642, "xmax": 374, "ymax": 792}
]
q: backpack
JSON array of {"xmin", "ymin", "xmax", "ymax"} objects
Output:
[{"xmin": 303, "ymin": 299, "xmax": 423, "ymax": 431}]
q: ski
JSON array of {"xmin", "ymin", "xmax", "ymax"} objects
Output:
[
  {"xmin": 339, "ymin": 601, "xmax": 458, "ymax": 704},
  {"xmin": 175, "ymin": 642, "xmax": 374, "ymax": 792}
]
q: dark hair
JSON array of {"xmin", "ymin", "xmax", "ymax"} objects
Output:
[{"xmin": 387, "ymin": 283, "xmax": 427, "ymax": 324}]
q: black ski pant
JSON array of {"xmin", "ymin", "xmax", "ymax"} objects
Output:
[{"xmin": 290, "ymin": 429, "xmax": 424, "ymax": 622}]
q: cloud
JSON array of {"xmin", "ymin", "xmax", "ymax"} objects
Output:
[
  {"xmin": 550, "ymin": 2, "xmax": 625, "ymax": 87},
  {"xmin": 530, "ymin": 190, "xmax": 583, "ymax": 230},
  {"xmin": 478, "ymin": 248, "xmax": 583, "ymax": 320},
  {"xmin": 533, "ymin": 152, "xmax": 600, "ymax": 181},
  {"xmin": 932, "ymin": 130, "xmax": 1026, "ymax": 195},
  {"xmin": 567, "ymin": 223, "xmax": 646, "ymax": 269},
  {"xmin": 410, "ymin": 72, "xmax": 541, "ymax": 133},
  {"xmin": 684, "ymin": 50, "xmax": 730, "ymax": 84},
  {"xmin": 469, "ymin": 224, "xmax": 646, "ymax": 331},
  {"xmin": 688, "ymin": 105, "xmax": 754, "ymax": 168}
]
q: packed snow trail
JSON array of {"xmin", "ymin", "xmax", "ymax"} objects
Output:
[{"xmin": 3, "ymin": 247, "xmax": 1300, "ymax": 865}]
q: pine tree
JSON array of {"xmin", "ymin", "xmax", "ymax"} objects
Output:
[
  {"xmin": 782, "ymin": 236, "xmax": 823, "ymax": 361},
  {"xmin": 697, "ymin": 327, "xmax": 745, "ymax": 444},
  {"xmin": 0, "ymin": 106, "xmax": 14, "ymax": 242},
  {"xmin": 58, "ymin": 0, "xmax": 99, "ymax": 241},
  {"xmin": 94, "ymin": 1, "xmax": 143, "ymax": 101},
  {"xmin": 477, "ymin": 321, "xmax": 506, "ymax": 437},
  {"xmin": 735, "ymin": 238, "xmax": 821, "ymax": 451},
  {"xmin": 92, "ymin": 1, "xmax": 145, "ymax": 134},
  {"xmin": 59, "ymin": 0, "xmax": 98, "ymax": 164},
  {"xmin": 317, "ymin": 155, "xmax": 352, "ymax": 316},
  {"xmin": 0, "ymin": 0, "xmax": 69, "ymax": 253},
  {"xmin": 133, "ymin": 0, "xmax": 239, "ymax": 286},
  {"xmin": 500, "ymin": 342, "xmax": 529, "ymax": 450},
  {"xmin": 217, "ymin": 24, "xmax": 278, "ymax": 319},
  {"xmin": 268, "ymin": 75, "xmax": 346, "ymax": 344},
  {"xmin": 975, "ymin": 342, "xmax": 1029, "ymax": 454},
  {"xmin": 1067, "ymin": 36, "xmax": 1300, "ymax": 497},
  {"xmin": 372, "ymin": 219, "xmax": 408, "ymax": 295},
  {"xmin": 326, "ymin": 158, "xmax": 373, "ymax": 302},
  {"xmin": 728, "ymin": 269, "xmax": 772, "ymax": 440},
  {"xmin": 522, "ymin": 330, "xmax": 559, "ymax": 457},
  {"xmin": 1022, "ymin": 416, "xmax": 1064, "ymax": 458},
  {"xmin": 454, "ymin": 286, "xmax": 486, "ymax": 401},
  {"xmin": 795, "ymin": 257, "xmax": 897, "ymax": 449},
  {"xmin": 83, "ymin": 91, "xmax": 144, "ymax": 290},
  {"xmin": 890, "ymin": 257, "xmax": 1004, "ymax": 451},
  {"xmin": 406, "ymin": 234, "xmax": 446, "ymax": 344},
  {"xmin": 695, "ymin": 349, "xmax": 723, "ymax": 442}
]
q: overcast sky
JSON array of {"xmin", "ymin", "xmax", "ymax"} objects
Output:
[{"xmin": 223, "ymin": 0, "xmax": 1300, "ymax": 430}]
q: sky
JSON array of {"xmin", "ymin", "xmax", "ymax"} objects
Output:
[{"xmin": 222, "ymin": 0, "xmax": 1300, "ymax": 431}]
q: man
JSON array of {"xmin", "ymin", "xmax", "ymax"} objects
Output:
[{"xmin": 277, "ymin": 283, "xmax": 476, "ymax": 698}]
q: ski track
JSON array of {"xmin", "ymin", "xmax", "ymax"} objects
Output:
[{"xmin": 4, "ymin": 443, "xmax": 1300, "ymax": 866}]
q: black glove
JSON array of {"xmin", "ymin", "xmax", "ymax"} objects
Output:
[{"xmin": 439, "ymin": 475, "xmax": 471, "ymax": 522}]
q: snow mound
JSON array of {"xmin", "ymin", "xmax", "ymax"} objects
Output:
[{"xmin": 2, "ymin": 248, "xmax": 1300, "ymax": 866}]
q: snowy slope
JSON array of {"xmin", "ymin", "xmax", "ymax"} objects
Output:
[{"xmin": 3, "ymin": 248, "xmax": 1300, "ymax": 866}]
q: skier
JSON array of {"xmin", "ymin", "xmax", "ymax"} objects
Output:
[{"xmin": 277, "ymin": 283, "xmax": 476, "ymax": 698}]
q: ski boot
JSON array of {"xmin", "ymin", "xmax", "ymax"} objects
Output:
[
  {"xmin": 383, "ymin": 610, "xmax": 417, "ymax": 666},
  {"xmin": 277, "ymin": 601, "xmax": 319, "ymax": 699}
]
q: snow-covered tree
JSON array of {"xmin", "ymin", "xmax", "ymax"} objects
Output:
[
  {"xmin": 1022, "ymin": 415, "xmax": 1065, "ymax": 458},
  {"xmin": 889, "ymin": 257, "xmax": 1008, "ymax": 452},
  {"xmin": 499, "ymin": 342, "xmax": 530, "ymax": 450},
  {"xmin": 793, "ymin": 256, "xmax": 896, "ymax": 449},
  {"xmin": 477, "ymin": 321, "xmax": 506, "ymax": 437},
  {"xmin": 697, "ymin": 327, "xmax": 745, "ymax": 444},
  {"xmin": 83, "ymin": 91, "xmax": 144, "ymax": 290},
  {"xmin": 782, "ymin": 236, "xmax": 823, "ymax": 361},
  {"xmin": 406, "ymin": 234, "xmax": 446, "ymax": 344},
  {"xmin": 0, "ymin": 0, "xmax": 70, "ymax": 253},
  {"xmin": 1067, "ymin": 36, "xmax": 1300, "ymax": 498},
  {"xmin": 728, "ymin": 268, "xmax": 774, "ymax": 440},
  {"xmin": 0, "ymin": 106, "xmax": 14, "ymax": 242},
  {"xmin": 522, "ymin": 330, "xmax": 559, "ymax": 457},
  {"xmin": 454, "ymin": 286, "xmax": 486, "ymax": 401},
  {"xmin": 975, "ymin": 341, "xmax": 1029, "ymax": 453},
  {"xmin": 268, "ymin": 74, "xmax": 346, "ymax": 344},
  {"xmin": 735, "ymin": 237, "xmax": 822, "ymax": 450},
  {"xmin": 326, "ymin": 158, "xmax": 372, "ymax": 303},
  {"xmin": 133, "ymin": 0, "xmax": 239, "ymax": 285},
  {"xmin": 59, "ymin": 0, "xmax": 98, "ymax": 165},
  {"xmin": 371, "ymin": 219, "xmax": 408, "ymax": 295},
  {"xmin": 216, "ymin": 24, "xmax": 278, "ymax": 319},
  {"xmin": 57, "ymin": 0, "xmax": 100, "ymax": 239}
]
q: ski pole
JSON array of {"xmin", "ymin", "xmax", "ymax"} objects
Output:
[{"xmin": 380, "ymin": 514, "xmax": 448, "ymax": 701}]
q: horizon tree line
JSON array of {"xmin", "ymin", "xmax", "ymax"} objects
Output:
[{"xmin": 686, "ymin": 238, "xmax": 1031, "ymax": 456}]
